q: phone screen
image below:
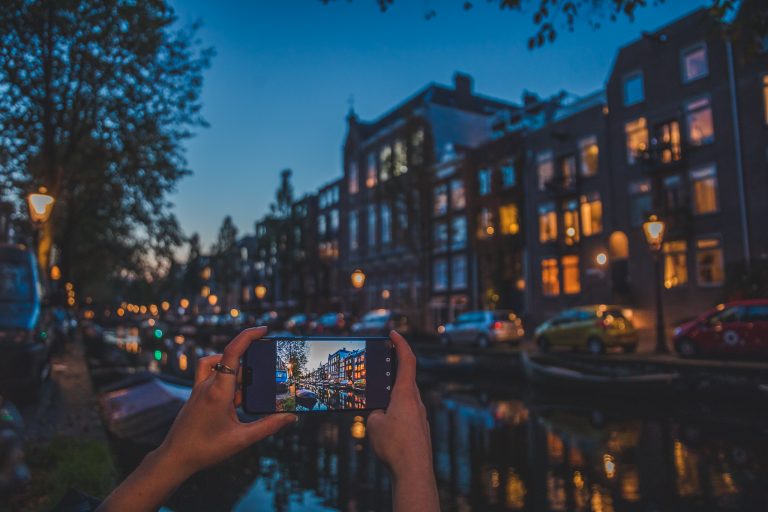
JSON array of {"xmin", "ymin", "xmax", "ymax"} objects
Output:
[{"xmin": 242, "ymin": 336, "xmax": 395, "ymax": 414}]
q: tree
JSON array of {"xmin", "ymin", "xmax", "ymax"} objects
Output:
[
  {"xmin": 212, "ymin": 216, "xmax": 240, "ymax": 306},
  {"xmin": 0, "ymin": 0, "xmax": 213, "ymax": 296},
  {"xmin": 270, "ymin": 169, "xmax": 295, "ymax": 219},
  {"xmin": 181, "ymin": 232, "xmax": 204, "ymax": 297},
  {"xmin": 277, "ymin": 339, "xmax": 309, "ymax": 379}
]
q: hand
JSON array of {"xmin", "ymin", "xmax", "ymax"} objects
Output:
[
  {"xmin": 367, "ymin": 331, "xmax": 434, "ymax": 483},
  {"xmin": 156, "ymin": 326, "xmax": 296, "ymax": 476}
]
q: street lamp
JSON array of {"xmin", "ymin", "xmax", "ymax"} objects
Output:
[
  {"xmin": 642, "ymin": 215, "xmax": 668, "ymax": 354},
  {"xmin": 254, "ymin": 285, "xmax": 267, "ymax": 300},
  {"xmin": 26, "ymin": 187, "xmax": 56, "ymax": 274},
  {"xmin": 351, "ymin": 269, "xmax": 366, "ymax": 289}
]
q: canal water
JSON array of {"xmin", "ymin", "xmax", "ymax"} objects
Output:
[{"xmin": 159, "ymin": 374, "xmax": 768, "ymax": 512}]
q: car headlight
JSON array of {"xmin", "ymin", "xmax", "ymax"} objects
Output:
[{"xmin": 673, "ymin": 326, "xmax": 683, "ymax": 337}]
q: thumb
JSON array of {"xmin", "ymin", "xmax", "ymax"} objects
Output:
[
  {"xmin": 366, "ymin": 410, "xmax": 385, "ymax": 431},
  {"xmin": 243, "ymin": 413, "xmax": 297, "ymax": 443}
]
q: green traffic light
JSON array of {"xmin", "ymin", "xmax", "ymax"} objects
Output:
[{"xmin": 154, "ymin": 350, "xmax": 162, "ymax": 361}]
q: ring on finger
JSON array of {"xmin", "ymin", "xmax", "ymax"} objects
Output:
[{"xmin": 212, "ymin": 362, "xmax": 237, "ymax": 375}]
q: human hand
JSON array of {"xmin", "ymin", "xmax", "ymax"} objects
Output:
[{"xmin": 155, "ymin": 326, "xmax": 296, "ymax": 477}]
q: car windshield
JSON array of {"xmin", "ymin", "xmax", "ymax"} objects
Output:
[{"xmin": 0, "ymin": 262, "xmax": 33, "ymax": 302}]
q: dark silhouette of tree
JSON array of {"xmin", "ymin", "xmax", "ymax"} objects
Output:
[
  {"xmin": 212, "ymin": 216, "xmax": 240, "ymax": 306},
  {"xmin": 271, "ymin": 169, "xmax": 295, "ymax": 220},
  {"xmin": 181, "ymin": 233, "xmax": 204, "ymax": 297}
]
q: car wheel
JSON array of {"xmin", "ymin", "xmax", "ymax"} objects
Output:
[
  {"xmin": 675, "ymin": 338, "xmax": 698, "ymax": 358},
  {"xmin": 587, "ymin": 337, "xmax": 605, "ymax": 355},
  {"xmin": 476, "ymin": 335, "xmax": 489, "ymax": 349},
  {"xmin": 537, "ymin": 337, "xmax": 550, "ymax": 353}
]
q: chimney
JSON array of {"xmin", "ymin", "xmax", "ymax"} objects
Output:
[{"xmin": 453, "ymin": 72, "xmax": 473, "ymax": 97}]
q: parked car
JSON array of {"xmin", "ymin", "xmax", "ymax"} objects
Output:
[
  {"xmin": 0, "ymin": 393, "xmax": 29, "ymax": 493},
  {"xmin": 0, "ymin": 245, "xmax": 53, "ymax": 399},
  {"xmin": 439, "ymin": 310, "xmax": 524, "ymax": 348},
  {"xmin": 673, "ymin": 299, "xmax": 768, "ymax": 358},
  {"xmin": 534, "ymin": 305, "xmax": 638, "ymax": 355},
  {"xmin": 351, "ymin": 309, "xmax": 410, "ymax": 336},
  {"xmin": 311, "ymin": 312, "xmax": 349, "ymax": 335},
  {"xmin": 285, "ymin": 313, "xmax": 312, "ymax": 334}
]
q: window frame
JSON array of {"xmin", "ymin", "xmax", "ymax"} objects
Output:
[
  {"xmin": 662, "ymin": 240, "xmax": 689, "ymax": 289},
  {"xmin": 681, "ymin": 41, "xmax": 709, "ymax": 84},
  {"xmin": 762, "ymin": 74, "xmax": 768, "ymax": 126},
  {"xmin": 695, "ymin": 235, "xmax": 725, "ymax": 287},
  {"xmin": 622, "ymin": 70, "xmax": 645, "ymax": 106},
  {"xmin": 625, "ymin": 117, "xmax": 649, "ymax": 165},
  {"xmin": 689, "ymin": 164, "xmax": 719, "ymax": 215},
  {"xmin": 578, "ymin": 135, "xmax": 599, "ymax": 177},
  {"xmin": 684, "ymin": 95, "xmax": 715, "ymax": 147},
  {"xmin": 541, "ymin": 257, "xmax": 561, "ymax": 297},
  {"xmin": 536, "ymin": 151, "xmax": 554, "ymax": 191}
]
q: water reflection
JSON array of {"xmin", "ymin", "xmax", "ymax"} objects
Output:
[{"xmin": 218, "ymin": 377, "xmax": 768, "ymax": 512}]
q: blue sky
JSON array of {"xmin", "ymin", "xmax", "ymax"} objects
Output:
[{"xmin": 169, "ymin": 0, "xmax": 709, "ymax": 251}]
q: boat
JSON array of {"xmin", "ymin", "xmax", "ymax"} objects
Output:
[
  {"xmin": 295, "ymin": 389, "xmax": 318, "ymax": 409},
  {"xmin": 521, "ymin": 351, "xmax": 679, "ymax": 396}
]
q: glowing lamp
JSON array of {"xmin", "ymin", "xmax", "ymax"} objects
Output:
[
  {"xmin": 26, "ymin": 187, "xmax": 55, "ymax": 224},
  {"xmin": 642, "ymin": 215, "xmax": 666, "ymax": 252}
]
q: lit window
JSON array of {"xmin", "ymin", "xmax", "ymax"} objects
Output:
[
  {"xmin": 663, "ymin": 240, "xmax": 688, "ymax": 289},
  {"xmin": 685, "ymin": 97, "xmax": 714, "ymax": 146},
  {"xmin": 541, "ymin": 258, "xmax": 560, "ymax": 297},
  {"xmin": 349, "ymin": 211, "xmax": 358, "ymax": 251},
  {"xmin": 562, "ymin": 255, "xmax": 581, "ymax": 295},
  {"xmin": 450, "ymin": 179, "xmax": 466, "ymax": 210},
  {"xmin": 629, "ymin": 180, "xmax": 652, "ymax": 226},
  {"xmin": 662, "ymin": 175, "xmax": 684, "ymax": 210},
  {"xmin": 329, "ymin": 209, "xmax": 339, "ymax": 232},
  {"xmin": 367, "ymin": 204, "xmax": 377, "ymax": 247},
  {"xmin": 451, "ymin": 217, "xmax": 467, "ymax": 249},
  {"xmin": 656, "ymin": 120, "xmax": 682, "ymax": 163},
  {"xmin": 563, "ymin": 199, "xmax": 580, "ymax": 246},
  {"xmin": 501, "ymin": 164, "xmax": 516, "ymax": 188},
  {"xmin": 690, "ymin": 165, "xmax": 719, "ymax": 215},
  {"xmin": 580, "ymin": 192, "xmax": 603, "ymax": 236},
  {"xmin": 318, "ymin": 215, "xmax": 326, "ymax": 236},
  {"xmin": 625, "ymin": 118, "xmax": 648, "ymax": 164},
  {"xmin": 537, "ymin": 152, "xmax": 554, "ymax": 191},
  {"xmin": 411, "ymin": 129, "xmax": 425, "ymax": 166},
  {"xmin": 433, "ymin": 184, "xmax": 448, "ymax": 216},
  {"xmin": 478, "ymin": 168, "xmax": 492, "ymax": 195},
  {"xmin": 451, "ymin": 256, "xmax": 468, "ymax": 289},
  {"xmin": 379, "ymin": 146, "xmax": 392, "ymax": 181},
  {"xmin": 682, "ymin": 43, "xmax": 708, "ymax": 83},
  {"xmin": 561, "ymin": 155, "xmax": 577, "ymax": 188},
  {"xmin": 538, "ymin": 203, "xmax": 557, "ymax": 243},
  {"xmin": 394, "ymin": 140, "xmax": 408, "ymax": 176},
  {"xmin": 499, "ymin": 204, "xmax": 520, "ymax": 235},
  {"xmin": 433, "ymin": 259, "xmax": 448, "ymax": 291},
  {"xmin": 763, "ymin": 75, "xmax": 768, "ymax": 125},
  {"xmin": 366, "ymin": 153, "xmax": 377, "ymax": 188},
  {"xmin": 579, "ymin": 136, "xmax": 599, "ymax": 177},
  {"xmin": 433, "ymin": 222, "xmax": 448, "ymax": 251},
  {"xmin": 381, "ymin": 204, "xmax": 392, "ymax": 245},
  {"xmin": 696, "ymin": 238, "xmax": 724, "ymax": 286},
  {"xmin": 624, "ymin": 71, "xmax": 644, "ymax": 106},
  {"xmin": 477, "ymin": 208, "xmax": 494, "ymax": 239},
  {"xmin": 348, "ymin": 162, "xmax": 359, "ymax": 194}
]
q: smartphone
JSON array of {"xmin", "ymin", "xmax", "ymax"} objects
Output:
[{"xmin": 242, "ymin": 336, "xmax": 395, "ymax": 414}]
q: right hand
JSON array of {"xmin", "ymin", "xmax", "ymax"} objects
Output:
[{"xmin": 367, "ymin": 331, "xmax": 433, "ymax": 481}]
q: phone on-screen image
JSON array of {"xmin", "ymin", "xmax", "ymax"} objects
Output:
[{"xmin": 242, "ymin": 336, "xmax": 396, "ymax": 414}]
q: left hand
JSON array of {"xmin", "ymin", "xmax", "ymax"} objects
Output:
[{"xmin": 155, "ymin": 326, "xmax": 296, "ymax": 476}]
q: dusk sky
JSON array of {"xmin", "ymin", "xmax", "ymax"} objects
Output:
[
  {"xmin": 169, "ymin": 0, "xmax": 709, "ymax": 251},
  {"xmin": 305, "ymin": 339, "xmax": 365, "ymax": 372}
]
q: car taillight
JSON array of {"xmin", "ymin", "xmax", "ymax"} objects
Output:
[{"xmin": 493, "ymin": 321, "xmax": 503, "ymax": 330}]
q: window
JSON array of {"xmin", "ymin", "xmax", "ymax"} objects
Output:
[
  {"xmin": 663, "ymin": 240, "xmax": 688, "ymax": 288},
  {"xmin": 541, "ymin": 258, "xmax": 560, "ymax": 297},
  {"xmin": 563, "ymin": 199, "xmax": 580, "ymax": 246},
  {"xmin": 763, "ymin": 75, "xmax": 768, "ymax": 125},
  {"xmin": 561, "ymin": 155, "xmax": 577, "ymax": 188},
  {"xmin": 625, "ymin": 118, "xmax": 649, "ymax": 164},
  {"xmin": 477, "ymin": 208, "xmax": 494, "ymax": 239},
  {"xmin": 452, "ymin": 256, "xmax": 468, "ymax": 289},
  {"xmin": 478, "ymin": 168, "xmax": 492, "ymax": 195},
  {"xmin": 433, "ymin": 259, "xmax": 448, "ymax": 292},
  {"xmin": 629, "ymin": 180, "xmax": 652, "ymax": 226},
  {"xmin": 623, "ymin": 71, "xmax": 644, "ymax": 106},
  {"xmin": 579, "ymin": 136, "xmax": 599, "ymax": 177},
  {"xmin": 580, "ymin": 192, "xmax": 603, "ymax": 236},
  {"xmin": 379, "ymin": 146, "xmax": 392, "ymax": 181},
  {"xmin": 656, "ymin": 121, "xmax": 682, "ymax": 163},
  {"xmin": 499, "ymin": 204, "xmax": 520, "ymax": 235},
  {"xmin": 433, "ymin": 184, "xmax": 448, "ymax": 216},
  {"xmin": 348, "ymin": 162, "xmax": 359, "ymax": 194},
  {"xmin": 501, "ymin": 164, "xmax": 516, "ymax": 188},
  {"xmin": 451, "ymin": 217, "xmax": 467, "ymax": 249},
  {"xmin": 745, "ymin": 304, "xmax": 768, "ymax": 322},
  {"xmin": 366, "ymin": 153, "xmax": 377, "ymax": 188},
  {"xmin": 367, "ymin": 205, "xmax": 377, "ymax": 247},
  {"xmin": 690, "ymin": 165, "xmax": 719, "ymax": 214},
  {"xmin": 538, "ymin": 203, "xmax": 557, "ymax": 243},
  {"xmin": 329, "ymin": 209, "xmax": 339, "ymax": 232},
  {"xmin": 450, "ymin": 179, "xmax": 466, "ymax": 210},
  {"xmin": 411, "ymin": 129, "xmax": 425, "ymax": 166},
  {"xmin": 537, "ymin": 152, "xmax": 554, "ymax": 190},
  {"xmin": 682, "ymin": 43, "xmax": 708, "ymax": 83},
  {"xmin": 349, "ymin": 211, "xmax": 358, "ymax": 251},
  {"xmin": 394, "ymin": 139, "xmax": 408, "ymax": 176},
  {"xmin": 685, "ymin": 97, "xmax": 714, "ymax": 146},
  {"xmin": 662, "ymin": 175, "xmax": 684, "ymax": 210},
  {"xmin": 562, "ymin": 255, "xmax": 581, "ymax": 295},
  {"xmin": 696, "ymin": 238, "xmax": 724, "ymax": 286},
  {"xmin": 381, "ymin": 204, "xmax": 392, "ymax": 245},
  {"xmin": 395, "ymin": 197, "xmax": 408, "ymax": 234},
  {"xmin": 433, "ymin": 222, "xmax": 448, "ymax": 252},
  {"xmin": 318, "ymin": 215, "xmax": 327, "ymax": 236}
]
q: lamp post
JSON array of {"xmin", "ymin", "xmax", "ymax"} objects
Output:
[
  {"xmin": 350, "ymin": 269, "xmax": 366, "ymax": 317},
  {"xmin": 26, "ymin": 187, "xmax": 55, "ymax": 274},
  {"xmin": 642, "ymin": 215, "xmax": 668, "ymax": 354}
]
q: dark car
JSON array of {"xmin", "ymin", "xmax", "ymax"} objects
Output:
[
  {"xmin": 0, "ymin": 245, "xmax": 52, "ymax": 399},
  {"xmin": 284, "ymin": 313, "xmax": 312, "ymax": 334},
  {"xmin": 673, "ymin": 299, "xmax": 768, "ymax": 358},
  {"xmin": 311, "ymin": 312, "xmax": 349, "ymax": 335},
  {"xmin": 350, "ymin": 309, "xmax": 410, "ymax": 337}
]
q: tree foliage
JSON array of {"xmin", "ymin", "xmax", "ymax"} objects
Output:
[
  {"xmin": 0, "ymin": 0, "xmax": 213, "ymax": 297},
  {"xmin": 212, "ymin": 215, "xmax": 240, "ymax": 304}
]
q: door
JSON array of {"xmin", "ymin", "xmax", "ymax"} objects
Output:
[
  {"xmin": 700, "ymin": 306, "xmax": 748, "ymax": 354},
  {"xmin": 566, "ymin": 310, "xmax": 597, "ymax": 348}
]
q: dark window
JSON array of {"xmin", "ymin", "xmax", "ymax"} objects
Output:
[{"xmin": 745, "ymin": 305, "xmax": 768, "ymax": 322}]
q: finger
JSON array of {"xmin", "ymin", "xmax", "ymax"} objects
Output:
[
  {"xmin": 367, "ymin": 409, "xmax": 385, "ymax": 427},
  {"xmin": 234, "ymin": 390, "xmax": 242, "ymax": 408},
  {"xmin": 195, "ymin": 355, "xmax": 222, "ymax": 385},
  {"xmin": 242, "ymin": 413, "xmax": 297, "ymax": 444},
  {"xmin": 390, "ymin": 330, "xmax": 417, "ymax": 391},
  {"xmin": 217, "ymin": 326, "xmax": 267, "ymax": 383}
]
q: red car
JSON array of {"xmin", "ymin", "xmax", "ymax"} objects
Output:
[{"xmin": 673, "ymin": 299, "xmax": 768, "ymax": 358}]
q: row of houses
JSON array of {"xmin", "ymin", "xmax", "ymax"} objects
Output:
[
  {"xmin": 241, "ymin": 4, "xmax": 768, "ymax": 339},
  {"xmin": 305, "ymin": 348, "xmax": 366, "ymax": 384}
]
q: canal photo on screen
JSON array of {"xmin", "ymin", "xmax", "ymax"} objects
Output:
[{"xmin": 275, "ymin": 339, "xmax": 366, "ymax": 411}]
